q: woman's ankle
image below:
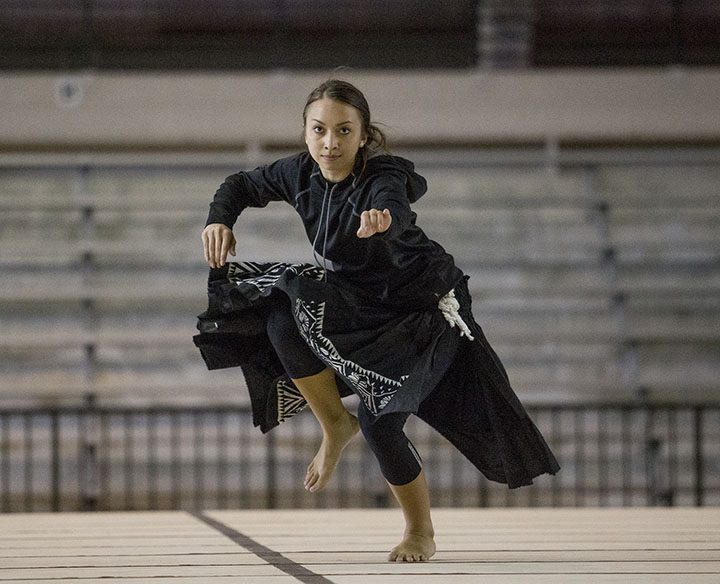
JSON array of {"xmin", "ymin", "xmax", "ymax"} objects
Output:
[{"xmin": 404, "ymin": 523, "xmax": 435, "ymax": 539}]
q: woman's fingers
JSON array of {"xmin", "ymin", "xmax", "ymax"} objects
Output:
[
  {"xmin": 202, "ymin": 230, "xmax": 210, "ymax": 265},
  {"xmin": 356, "ymin": 211, "xmax": 370, "ymax": 237},
  {"xmin": 202, "ymin": 224, "xmax": 236, "ymax": 268},
  {"xmin": 219, "ymin": 231, "xmax": 236, "ymax": 265},
  {"xmin": 220, "ymin": 231, "xmax": 234, "ymax": 264},
  {"xmin": 379, "ymin": 208, "xmax": 391, "ymax": 231},
  {"xmin": 357, "ymin": 208, "xmax": 392, "ymax": 238},
  {"xmin": 212, "ymin": 230, "xmax": 220, "ymax": 266},
  {"xmin": 202, "ymin": 228, "xmax": 216, "ymax": 266}
]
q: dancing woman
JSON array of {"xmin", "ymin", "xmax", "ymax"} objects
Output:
[{"xmin": 196, "ymin": 79, "xmax": 559, "ymax": 562}]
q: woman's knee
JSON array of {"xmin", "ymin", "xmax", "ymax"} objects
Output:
[
  {"xmin": 358, "ymin": 407, "xmax": 422, "ymax": 485},
  {"xmin": 358, "ymin": 407, "xmax": 408, "ymax": 448},
  {"xmin": 266, "ymin": 301, "xmax": 297, "ymax": 342},
  {"xmin": 266, "ymin": 299, "xmax": 325, "ymax": 379}
]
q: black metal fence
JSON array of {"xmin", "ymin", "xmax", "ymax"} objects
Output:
[{"xmin": 1, "ymin": 401, "xmax": 718, "ymax": 512}]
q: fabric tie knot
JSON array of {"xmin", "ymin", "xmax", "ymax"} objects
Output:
[{"xmin": 438, "ymin": 289, "xmax": 475, "ymax": 341}]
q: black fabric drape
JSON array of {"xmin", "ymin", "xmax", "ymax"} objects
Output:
[{"xmin": 194, "ymin": 261, "xmax": 560, "ymax": 489}]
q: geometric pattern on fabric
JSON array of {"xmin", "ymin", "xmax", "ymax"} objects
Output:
[
  {"xmin": 227, "ymin": 260, "xmax": 407, "ymax": 416},
  {"xmin": 275, "ymin": 377, "xmax": 307, "ymax": 424},
  {"xmin": 293, "ymin": 296, "xmax": 404, "ymax": 415},
  {"xmin": 227, "ymin": 261, "xmax": 324, "ymax": 290}
]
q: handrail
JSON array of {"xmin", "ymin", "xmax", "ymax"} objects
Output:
[{"xmin": 0, "ymin": 401, "xmax": 716, "ymax": 512}]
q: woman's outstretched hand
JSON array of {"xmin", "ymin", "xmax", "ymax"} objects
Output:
[
  {"xmin": 357, "ymin": 208, "xmax": 392, "ymax": 238},
  {"xmin": 202, "ymin": 223, "xmax": 236, "ymax": 268}
]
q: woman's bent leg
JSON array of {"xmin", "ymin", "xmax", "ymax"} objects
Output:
[
  {"xmin": 358, "ymin": 405, "xmax": 436, "ymax": 562},
  {"xmin": 292, "ymin": 368, "xmax": 359, "ymax": 492},
  {"xmin": 266, "ymin": 299, "xmax": 358, "ymax": 492},
  {"xmin": 265, "ymin": 298, "xmax": 326, "ymax": 380}
]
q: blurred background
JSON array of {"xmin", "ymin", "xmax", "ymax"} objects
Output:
[{"xmin": 0, "ymin": 0, "xmax": 718, "ymax": 512}]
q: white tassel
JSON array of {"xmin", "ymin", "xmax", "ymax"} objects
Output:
[{"xmin": 438, "ymin": 289, "xmax": 475, "ymax": 341}]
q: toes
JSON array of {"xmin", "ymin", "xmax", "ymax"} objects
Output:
[
  {"xmin": 304, "ymin": 468, "xmax": 318, "ymax": 490},
  {"xmin": 309, "ymin": 474, "xmax": 327, "ymax": 492},
  {"xmin": 305, "ymin": 474, "xmax": 317, "ymax": 491},
  {"xmin": 388, "ymin": 547, "xmax": 430, "ymax": 563},
  {"xmin": 305, "ymin": 468, "xmax": 325, "ymax": 492}
]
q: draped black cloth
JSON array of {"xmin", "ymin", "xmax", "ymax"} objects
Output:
[{"xmin": 194, "ymin": 261, "xmax": 560, "ymax": 489}]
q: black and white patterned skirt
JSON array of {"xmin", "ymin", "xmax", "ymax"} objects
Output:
[{"xmin": 193, "ymin": 261, "xmax": 560, "ymax": 489}]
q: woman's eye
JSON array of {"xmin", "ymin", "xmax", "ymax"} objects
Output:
[
  {"xmin": 313, "ymin": 126, "xmax": 324, "ymax": 134},
  {"xmin": 339, "ymin": 127, "xmax": 350, "ymax": 135}
]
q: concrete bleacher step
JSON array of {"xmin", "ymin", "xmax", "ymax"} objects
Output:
[
  {"xmin": 0, "ymin": 379, "xmax": 251, "ymax": 406},
  {"xmin": 419, "ymin": 167, "xmax": 593, "ymax": 207},
  {"xmin": 1, "ymin": 366, "xmax": 714, "ymax": 406},
  {"xmin": 420, "ymin": 211, "xmax": 605, "ymax": 264},
  {"xmin": 610, "ymin": 208, "xmax": 720, "ymax": 262},
  {"xmin": 0, "ymin": 169, "xmax": 79, "ymax": 207},
  {"xmin": 0, "ymin": 328, "xmax": 199, "ymax": 348},
  {"xmin": 598, "ymin": 165, "xmax": 720, "ymax": 206},
  {"xmin": 0, "ymin": 269, "xmax": 206, "ymax": 302},
  {"xmin": 0, "ymin": 167, "xmax": 224, "ymax": 210}
]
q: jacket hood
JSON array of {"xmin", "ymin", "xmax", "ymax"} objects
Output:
[{"xmin": 364, "ymin": 154, "xmax": 428, "ymax": 203}]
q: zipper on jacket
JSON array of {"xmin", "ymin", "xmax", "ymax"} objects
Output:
[{"xmin": 311, "ymin": 181, "xmax": 337, "ymax": 281}]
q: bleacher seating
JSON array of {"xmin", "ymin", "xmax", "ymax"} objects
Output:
[{"xmin": 1, "ymin": 152, "xmax": 718, "ymax": 406}]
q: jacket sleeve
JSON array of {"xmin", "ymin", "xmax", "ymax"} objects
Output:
[
  {"xmin": 205, "ymin": 156, "xmax": 297, "ymax": 229},
  {"xmin": 368, "ymin": 171, "xmax": 414, "ymax": 240}
]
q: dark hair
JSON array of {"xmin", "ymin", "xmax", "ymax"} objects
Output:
[{"xmin": 303, "ymin": 79, "xmax": 388, "ymax": 175}]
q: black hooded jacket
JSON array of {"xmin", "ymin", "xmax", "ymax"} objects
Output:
[{"xmin": 206, "ymin": 152, "xmax": 463, "ymax": 309}]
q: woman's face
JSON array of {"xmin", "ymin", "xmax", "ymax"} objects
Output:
[{"xmin": 304, "ymin": 97, "xmax": 366, "ymax": 182}]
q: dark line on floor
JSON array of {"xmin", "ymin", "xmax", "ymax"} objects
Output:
[{"xmin": 189, "ymin": 511, "xmax": 335, "ymax": 584}]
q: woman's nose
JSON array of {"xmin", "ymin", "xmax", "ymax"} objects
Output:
[{"xmin": 324, "ymin": 133, "xmax": 337, "ymax": 151}]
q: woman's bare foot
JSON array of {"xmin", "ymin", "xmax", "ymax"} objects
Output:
[
  {"xmin": 388, "ymin": 531, "xmax": 436, "ymax": 562},
  {"xmin": 304, "ymin": 411, "xmax": 359, "ymax": 492}
]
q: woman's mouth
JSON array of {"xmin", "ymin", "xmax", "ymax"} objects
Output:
[{"xmin": 322, "ymin": 154, "xmax": 340, "ymax": 161}]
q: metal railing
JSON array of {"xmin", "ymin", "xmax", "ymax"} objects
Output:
[{"xmin": 0, "ymin": 401, "xmax": 717, "ymax": 512}]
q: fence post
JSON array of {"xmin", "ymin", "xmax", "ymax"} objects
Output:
[
  {"xmin": 645, "ymin": 437, "xmax": 660, "ymax": 507},
  {"xmin": 80, "ymin": 394, "xmax": 100, "ymax": 511},
  {"xmin": 51, "ymin": 409, "xmax": 60, "ymax": 512},
  {"xmin": 694, "ymin": 407, "xmax": 704, "ymax": 507}
]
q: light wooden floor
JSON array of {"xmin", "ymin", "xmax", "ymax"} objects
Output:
[{"xmin": 1, "ymin": 508, "xmax": 719, "ymax": 583}]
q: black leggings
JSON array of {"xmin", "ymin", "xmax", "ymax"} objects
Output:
[
  {"xmin": 265, "ymin": 296, "xmax": 326, "ymax": 379},
  {"xmin": 266, "ymin": 296, "xmax": 423, "ymax": 485},
  {"xmin": 357, "ymin": 404, "xmax": 422, "ymax": 485}
]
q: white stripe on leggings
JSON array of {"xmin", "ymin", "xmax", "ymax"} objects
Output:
[{"xmin": 407, "ymin": 441, "xmax": 423, "ymax": 467}]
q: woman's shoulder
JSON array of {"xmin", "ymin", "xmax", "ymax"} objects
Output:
[
  {"xmin": 361, "ymin": 154, "xmax": 427, "ymax": 202},
  {"xmin": 363, "ymin": 152, "xmax": 414, "ymax": 173},
  {"xmin": 252, "ymin": 151, "xmax": 315, "ymax": 188}
]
